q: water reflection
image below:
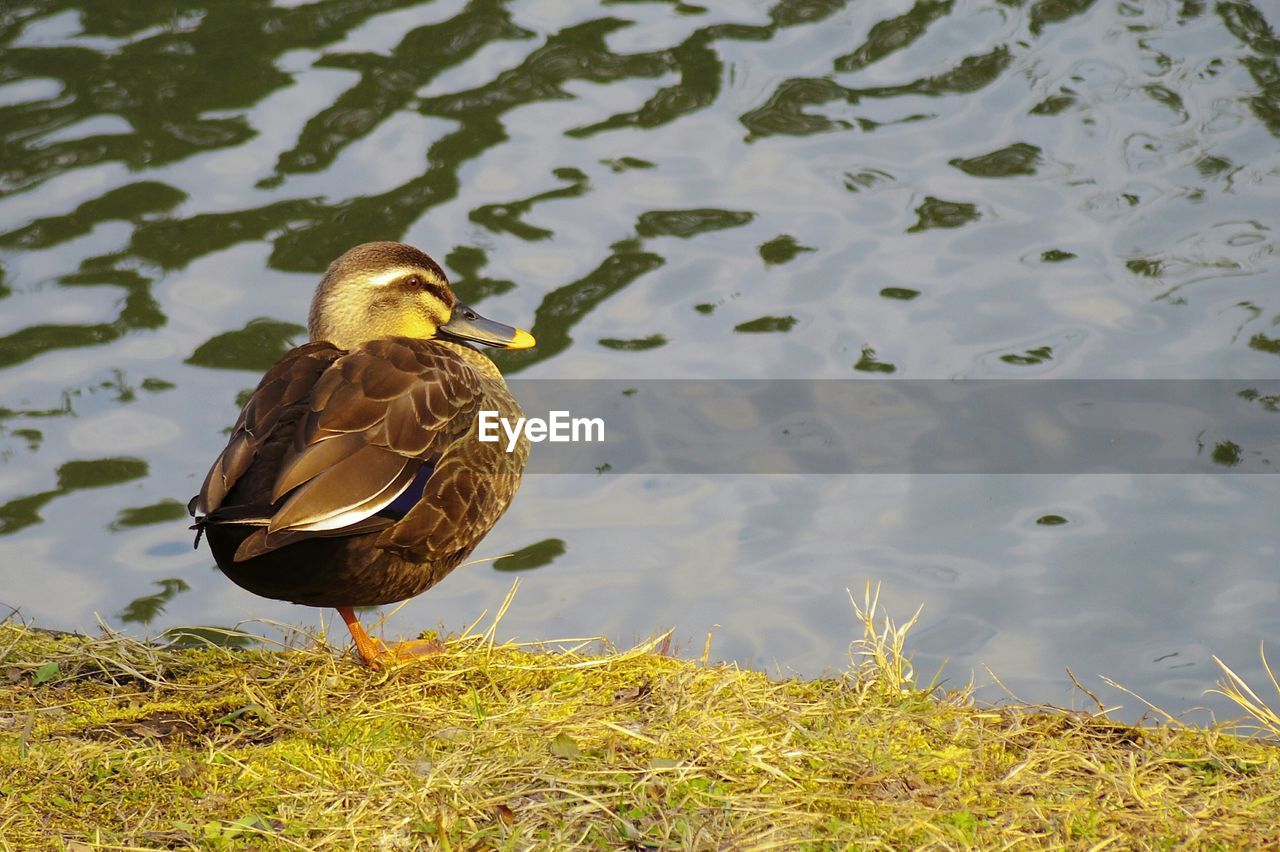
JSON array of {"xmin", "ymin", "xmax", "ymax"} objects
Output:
[
  {"xmin": 0, "ymin": 0, "xmax": 1278, "ymax": 720},
  {"xmin": 494, "ymin": 537, "xmax": 566, "ymax": 572},
  {"xmin": 1, "ymin": 456, "xmax": 147, "ymax": 536},
  {"xmin": 118, "ymin": 577, "xmax": 189, "ymax": 625}
]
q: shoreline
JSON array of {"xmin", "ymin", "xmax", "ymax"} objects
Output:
[{"xmin": 3, "ymin": 600, "xmax": 1279, "ymax": 848}]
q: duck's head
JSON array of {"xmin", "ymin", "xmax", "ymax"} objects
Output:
[{"xmin": 308, "ymin": 241, "xmax": 536, "ymax": 352}]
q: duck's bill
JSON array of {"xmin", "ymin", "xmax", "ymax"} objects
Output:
[{"xmin": 438, "ymin": 303, "xmax": 536, "ymax": 349}]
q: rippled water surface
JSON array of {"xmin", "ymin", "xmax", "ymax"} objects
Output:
[{"xmin": 2, "ymin": 0, "xmax": 1279, "ymax": 721}]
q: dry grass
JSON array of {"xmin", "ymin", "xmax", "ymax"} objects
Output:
[
  {"xmin": 1, "ymin": 585, "xmax": 1279, "ymax": 850},
  {"xmin": 1212, "ymin": 645, "xmax": 1280, "ymax": 740}
]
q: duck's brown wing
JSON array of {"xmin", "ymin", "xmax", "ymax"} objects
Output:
[
  {"xmin": 192, "ymin": 338, "xmax": 494, "ymax": 562},
  {"xmin": 191, "ymin": 340, "xmax": 344, "ymax": 518}
]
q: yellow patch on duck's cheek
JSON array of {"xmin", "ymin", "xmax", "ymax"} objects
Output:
[
  {"xmin": 399, "ymin": 315, "xmax": 439, "ymax": 338},
  {"xmin": 390, "ymin": 304, "xmax": 449, "ymax": 339}
]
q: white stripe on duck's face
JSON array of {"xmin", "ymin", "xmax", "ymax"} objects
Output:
[{"xmin": 361, "ymin": 266, "xmax": 446, "ymax": 290}]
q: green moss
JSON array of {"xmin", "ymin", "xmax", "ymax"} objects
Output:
[{"xmin": 1, "ymin": 601, "xmax": 1278, "ymax": 848}]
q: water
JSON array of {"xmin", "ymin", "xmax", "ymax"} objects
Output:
[{"xmin": 1, "ymin": 0, "xmax": 1278, "ymax": 723}]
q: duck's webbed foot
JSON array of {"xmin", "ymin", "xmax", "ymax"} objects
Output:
[
  {"xmin": 335, "ymin": 607, "xmax": 444, "ymax": 667},
  {"xmin": 386, "ymin": 637, "xmax": 446, "ymax": 660}
]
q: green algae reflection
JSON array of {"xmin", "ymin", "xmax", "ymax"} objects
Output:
[{"xmin": 0, "ymin": 457, "xmax": 149, "ymax": 536}]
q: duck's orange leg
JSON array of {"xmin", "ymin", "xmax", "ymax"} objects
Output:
[
  {"xmin": 336, "ymin": 606, "xmax": 385, "ymax": 666},
  {"xmin": 335, "ymin": 607, "xmax": 444, "ymax": 666}
]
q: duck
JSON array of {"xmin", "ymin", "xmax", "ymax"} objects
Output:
[{"xmin": 188, "ymin": 241, "xmax": 535, "ymax": 666}]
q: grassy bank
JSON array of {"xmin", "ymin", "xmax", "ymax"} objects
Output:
[{"xmin": 2, "ymin": 589, "xmax": 1278, "ymax": 849}]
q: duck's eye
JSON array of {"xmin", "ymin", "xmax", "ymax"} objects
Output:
[{"xmin": 405, "ymin": 274, "xmax": 425, "ymax": 290}]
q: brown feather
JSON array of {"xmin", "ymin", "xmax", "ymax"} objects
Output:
[
  {"xmin": 269, "ymin": 445, "xmax": 413, "ymax": 533},
  {"xmin": 272, "ymin": 432, "xmax": 367, "ymax": 503},
  {"xmin": 233, "ymin": 515, "xmax": 396, "ymax": 562}
]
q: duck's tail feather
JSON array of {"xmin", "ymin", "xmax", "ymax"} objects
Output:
[{"xmin": 189, "ymin": 505, "xmax": 275, "ymax": 550}]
